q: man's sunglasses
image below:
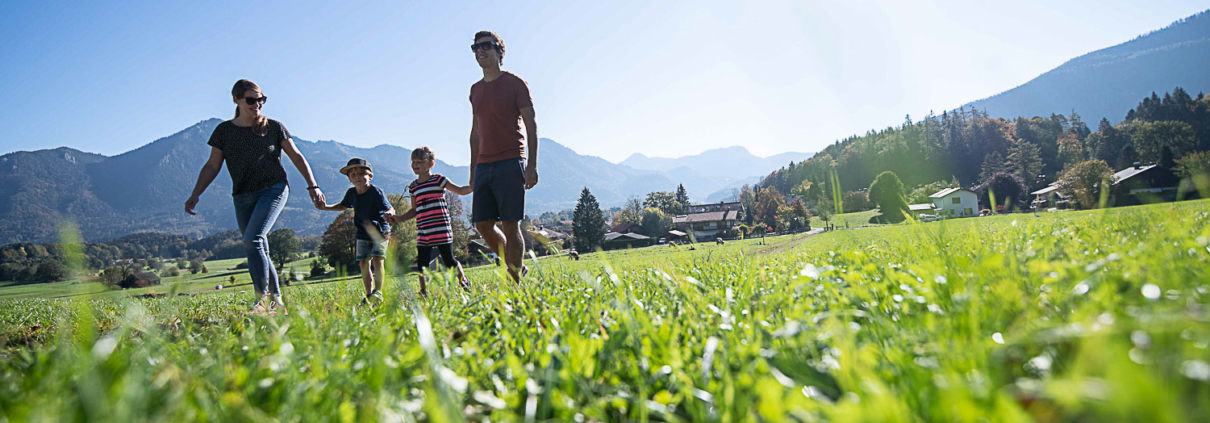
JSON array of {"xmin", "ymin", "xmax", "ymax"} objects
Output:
[
  {"xmin": 242, "ymin": 96, "xmax": 268, "ymax": 105},
  {"xmin": 470, "ymin": 41, "xmax": 500, "ymax": 52}
]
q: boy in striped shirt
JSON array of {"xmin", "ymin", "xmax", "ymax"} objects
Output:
[{"xmin": 389, "ymin": 147, "xmax": 473, "ymax": 297}]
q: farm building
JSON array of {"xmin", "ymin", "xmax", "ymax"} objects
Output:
[
  {"xmin": 929, "ymin": 188, "xmax": 979, "ymax": 217},
  {"xmin": 1108, "ymin": 163, "xmax": 1182, "ymax": 206},
  {"xmin": 610, "ymin": 222, "xmax": 642, "ymax": 234},
  {"xmin": 663, "ymin": 230, "xmax": 688, "ymax": 243},
  {"xmin": 603, "ymin": 232, "xmax": 653, "ymax": 250},
  {"xmin": 908, "ymin": 203, "xmax": 936, "ymax": 218},
  {"xmin": 1030, "ymin": 184, "xmax": 1069, "ymax": 210},
  {"xmin": 672, "ymin": 209, "xmax": 742, "ymax": 241}
]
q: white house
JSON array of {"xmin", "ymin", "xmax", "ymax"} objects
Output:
[{"xmin": 929, "ymin": 188, "xmax": 979, "ymax": 217}]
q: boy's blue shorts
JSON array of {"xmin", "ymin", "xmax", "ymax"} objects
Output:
[{"xmin": 472, "ymin": 158, "xmax": 526, "ymax": 223}]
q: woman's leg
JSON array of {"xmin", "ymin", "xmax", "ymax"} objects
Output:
[{"xmin": 242, "ymin": 183, "xmax": 289, "ymax": 297}]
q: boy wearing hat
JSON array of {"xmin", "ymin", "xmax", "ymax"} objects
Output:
[{"xmin": 316, "ymin": 158, "xmax": 395, "ymax": 304}]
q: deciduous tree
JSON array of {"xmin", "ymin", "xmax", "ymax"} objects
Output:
[{"xmin": 1058, "ymin": 160, "xmax": 1114, "ymax": 209}]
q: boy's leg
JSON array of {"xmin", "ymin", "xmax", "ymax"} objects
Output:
[
  {"xmin": 359, "ymin": 259, "xmax": 372, "ymax": 296},
  {"xmin": 370, "ymin": 238, "xmax": 389, "ymax": 292},
  {"xmin": 371, "ymin": 256, "xmax": 385, "ymax": 292}
]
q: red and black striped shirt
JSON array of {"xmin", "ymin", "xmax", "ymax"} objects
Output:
[{"xmin": 408, "ymin": 174, "xmax": 453, "ymax": 246}]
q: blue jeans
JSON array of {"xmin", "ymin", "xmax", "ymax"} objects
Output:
[{"xmin": 232, "ymin": 182, "xmax": 289, "ymax": 295}]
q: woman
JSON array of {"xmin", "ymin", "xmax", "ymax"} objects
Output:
[{"xmin": 185, "ymin": 79, "xmax": 325, "ymax": 315}]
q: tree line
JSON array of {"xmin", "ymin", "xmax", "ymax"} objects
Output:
[
  {"xmin": 751, "ymin": 87, "xmax": 1210, "ymax": 214},
  {"xmin": 0, "ymin": 227, "xmax": 321, "ymax": 283}
]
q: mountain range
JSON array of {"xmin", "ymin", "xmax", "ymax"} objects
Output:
[
  {"xmin": 0, "ymin": 119, "xmax": 802, "ymax": 243},
  {"xmin": 4, "ymin": 10, "xmax": 1208, "ymax": 244},
  {"xmin": 965, "ymin": 10, "xmax": 1210, "ymax": 123},
  {"xmin": 619, "ymin": 147, "xmax": 814, "ymax": 203}
]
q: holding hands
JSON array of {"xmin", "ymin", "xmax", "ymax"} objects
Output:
[{"xmin": 308, "ymin": 186, "xmax": 326, "ymax": 209}]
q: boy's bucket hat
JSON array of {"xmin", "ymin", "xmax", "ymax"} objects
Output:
[{"xmin": 340, "ymin": 158, "xmax": 373, "ymax": 175}]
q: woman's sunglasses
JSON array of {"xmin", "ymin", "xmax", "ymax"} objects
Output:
[
  {"xmin": 242, "ymin": 96, "xmax": 268, "ymax": 105},
  {"xmin": 470, "ymin": 41, "xmax": 500, "ymax": 52}
]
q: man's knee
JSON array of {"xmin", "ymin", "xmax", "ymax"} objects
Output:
[
  {"xmin": 475, "ymin": 220, "xmax": 498, "ymax": 236},
  {"xmin": 501, "ymin": 221, "xmax": 523, "ymax": 241}
]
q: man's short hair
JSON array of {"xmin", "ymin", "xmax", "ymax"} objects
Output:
[{"xmin": 474, "ymin": 30, "xmax": 505, "ymax": 64}]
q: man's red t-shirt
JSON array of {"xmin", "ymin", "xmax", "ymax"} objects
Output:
[{"xmin": 470, "ymin": 72, "xmax": 533, "ymax": 164}]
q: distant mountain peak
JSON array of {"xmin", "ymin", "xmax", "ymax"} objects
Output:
[{"xmin": 964, "ymin": 9, "xmax": 1210, "ymax": 122}]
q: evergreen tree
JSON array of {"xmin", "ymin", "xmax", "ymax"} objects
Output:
[
  {"xmin": 572, "ymin": 188, "xmax": 605, "ymax": 253},
  {"xmin": 979, "ymin": 151, "xmax": 1008, "ymax": 183},
  {"xmin": 675, "ymin": 184, "xmax": 690, "ymax": 211},
  {"xmin": 1006, "ymin": 142, "xmax": 1045, "ymax": 189},
  {"xmin": 1130, "ymin": 121, "xmax": 1196, "ymax": 164}
]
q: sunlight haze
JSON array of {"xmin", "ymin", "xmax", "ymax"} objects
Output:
[{"xmin": 0, "ymin": 0, "xmax": 1205, "ymax": 161}]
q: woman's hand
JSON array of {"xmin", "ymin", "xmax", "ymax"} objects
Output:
[
  {"xmin": 185, "ymin": 195, "xmax": 200, "ymax": 215},
  {"xmin": 308, "ymin": 187, "xmax": 325, "ymax": 208}
]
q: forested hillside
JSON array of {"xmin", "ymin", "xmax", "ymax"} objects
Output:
[{"xmin": 753, "ymin": 88, "xmax": 1210, "ymax": 212}]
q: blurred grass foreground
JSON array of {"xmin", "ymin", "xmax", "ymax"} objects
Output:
[{"xmin": 2, "ymin": 200, "xmax": 1210, "ymax": 422}]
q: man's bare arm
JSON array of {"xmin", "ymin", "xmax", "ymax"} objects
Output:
[
  {"xmin": 468, "ymin": 118, "xmax": 479, "ymax": 188},
  {"xmin": 521, "ymin": 106, "xmax": 538, "ymax": 189}
]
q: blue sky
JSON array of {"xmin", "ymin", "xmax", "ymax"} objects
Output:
[{"xmin": 1, "ymin": 0, "xmax": 1206, "ymax": 163}]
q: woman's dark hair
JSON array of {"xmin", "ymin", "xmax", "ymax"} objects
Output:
[
  {"xmin": 474, "ymin": 30, "xmax": 505, "ymax": 64},
  {"xmin": 232, "ymin": 79, "xmax": 269, "ymax": 136},
  {"xmin": 411, "ymin": 146, "xmax": 436, "ymax": 162}
]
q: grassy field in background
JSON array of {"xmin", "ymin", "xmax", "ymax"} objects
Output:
[
  {"xmin": 809, "ymin": 209, "xmax": 882, "ymax": 228},
  {"xmin": 0, "ymin": 256, "xmax": 329, "ymax": 301},
  {"xmin": 2, "ymin": 201, "xmax": 1209, "ymax": 421}
]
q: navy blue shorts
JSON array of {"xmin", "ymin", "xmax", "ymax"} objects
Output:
[{"xmin": 472, "ymin": 159, "xmax": 526, "ymax": 223}]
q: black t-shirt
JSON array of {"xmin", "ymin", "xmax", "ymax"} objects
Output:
[
  {"xmin": 207, "ymin": 119, "xmax": 291, "ymax": 195},
  {"xmin": 340, "ymin": 185, "xmax": 392, "ymax": 241}
]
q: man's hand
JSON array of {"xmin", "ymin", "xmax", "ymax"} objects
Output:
[{"xmin": 524, "ymin": 165, "xmax": 538, "ymax": 190}]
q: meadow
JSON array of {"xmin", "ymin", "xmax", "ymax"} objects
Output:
[{"xmin": 2, "ymin": 200, "xmax": 1209, "ymax": 422}]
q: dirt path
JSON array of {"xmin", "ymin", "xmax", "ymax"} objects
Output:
[{"xmin": 757, "ymin": 228, "xmax": 825, "ymax": 255}]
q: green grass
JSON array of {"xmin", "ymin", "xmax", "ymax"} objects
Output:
[
  {"xmin": 810, "ymin": 209, "xmax": 882, "ymax": 228},
  {"xmin": 0, "ymin": 256, "xmax": 327, "ymax": 301},
  {"xmin": 2, "ymin": 201, "xmax": 1210, "ymax": 421}
]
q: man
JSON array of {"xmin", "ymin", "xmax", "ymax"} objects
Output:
[{"xmin": 468, "ymin": 30, "xmax": 538, "ymax": 283}]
